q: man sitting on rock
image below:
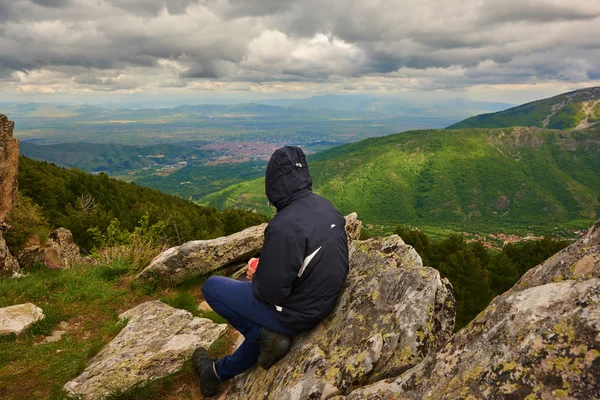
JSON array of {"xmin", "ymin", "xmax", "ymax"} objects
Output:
[{"xmin": 193, "ymin": 146, "xmax": 350, "ymax": 397}]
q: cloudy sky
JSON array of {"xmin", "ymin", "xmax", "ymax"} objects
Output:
[{"xmin": 1, "ymin": 0, "xmax": 599, "ymax": 104}]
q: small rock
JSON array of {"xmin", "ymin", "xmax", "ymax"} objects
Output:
[
  {"xmin": 198, "ymin": 301, "xmax": 213, "ymax": 313},
  {"xmin": 344, "ymin": 212, "xmax": 362, "ymax": 241},
  {"xmin": 0, "ymin": 303, "xmax": 45, "ymax": 336},
  {"xmin": 44, "ymin": 330, "xmax": 67, "ymax": 343},
  {"xmin": 0, "ymin": 231, "xmax": 20, "ymax": 277}
]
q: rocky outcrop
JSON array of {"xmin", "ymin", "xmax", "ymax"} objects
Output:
[
  {"xmin": 19, "ymin": 228, "xmax": 81, "ymax": 269},
  {"xmin": 0, "ymin": 232, "xmax": 20, "ymax": 277},
  {"xmin": 226, "ymin": 235, "xmax": 455, "ymax": 400},
  {"xmin": 64, "ymin": 300, "xmax": 227, "ymax": 400},
  {"xmin": 0, "ymin": 114, "xmax": 19, "ymax": 225},
  {"xmin": 138, "ymin": 214, "xmax": 362, "ymax": 285},
  {"xmin": 0, "ymin": 114, "xmax": 20, "ymax": 277},
  {"xmin": 137, "ymin": 223, "xmax": 268, "ymax": 285},
  {"xmin": 0, "ymin": 303, "xmax": 45, "ymax": 335},
  {"xmin": 345, "ymin": 220, "xmax": 600, "ymax": 400}
]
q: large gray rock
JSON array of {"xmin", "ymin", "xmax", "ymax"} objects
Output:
[
  {"xmin": 138, "ymin": 214, "xmax": 363, "ymax": 286},
  {"xmin": 345, "ymin": 219, "xmax": 600, "ymax": 400},
  {"xmin": 64, "ymin": 300, "xmax": 227, "ymax": 400},
  {"xmin": 226, "ymin": 235, "xmax": 455, "ymax": 400},
  {"xmin": 0, "ymin": 303, "xmax": 45, "ymax": 336},
  {"xmin": 19, "ymin": 228, "xmax": 81, "ymax": 269},
  {"xmin": 137, "ymin": 223, "xmax": 267, "ymax": 285},
  {"xmin": 0, "ymin": 232, "xmax": 20, "ymax": 278}
]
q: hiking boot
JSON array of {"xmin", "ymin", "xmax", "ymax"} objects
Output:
[
  {"xmin": 257, "ymin": 328, "xmax": 292, "ymax": 370},
  {"xmin": 192, "ymin": 347, "xmax": 220, "ymax": 397}
]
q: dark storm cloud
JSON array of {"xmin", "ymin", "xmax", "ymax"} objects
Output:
[
  {"xmin": 479, "ymin": 1, "xmax": 600, "ymax": 24},
  {"xmin": 29, "ymin": 0, "xmax": 71, "ymax": 8},
  {"xmin": 0, "ymin": 0, "xmax": 599, "ymax": 93},
  {"xmin": 181, "ymin": 61, "xmax": 222, "ymax": 78},
  {"xmin": 107, "ymin": 0, "xmax": 201, "ymax": 16}
]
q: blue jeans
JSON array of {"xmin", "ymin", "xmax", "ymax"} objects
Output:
[{"xmin": 201, "ymin": 276, "xmax": 299, "ymax": 381}]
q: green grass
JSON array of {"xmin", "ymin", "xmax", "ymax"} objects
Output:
[
  {"xmin": 0, "ymin": 260, "xmax": 234, "ymax": 400},
  {"xmin": 199, "ymin": 127, "xmax": 600, "ymax": 236}
]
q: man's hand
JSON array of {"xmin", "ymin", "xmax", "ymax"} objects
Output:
[{"xmin": 247, "ymin": 257, "xmax": 259, "ymax": 282}]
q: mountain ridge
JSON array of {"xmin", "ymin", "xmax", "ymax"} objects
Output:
[
  {"xmin": 448, "ymin": 86, "xmax": 600, "ymax": 130},
  {"xmin": 199, "ymin": 125, "xmax": 600, "ymax": 234}
]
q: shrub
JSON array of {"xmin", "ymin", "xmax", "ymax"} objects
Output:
[
  {"xmin": 3, "ymin": 192, "xmax": 51, "ymax": 253},
  {"xmin": 87, "ymin": 215, "xmax": 169, "ymax": 270}
]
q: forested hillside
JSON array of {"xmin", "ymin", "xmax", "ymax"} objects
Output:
[
  {"xmin": 448, "ymin": 86, "xmax": 600, "ymax": 130},
  {"xmin": 12, "ymin": 157, "xmax": 268, "ymax": 251},
  {"xmin": 200, "ymin": 126, "xmax": 600, "ymax": 234}
]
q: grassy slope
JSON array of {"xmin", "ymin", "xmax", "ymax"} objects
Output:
[
  {"xmin": 448, "ymin": 86, "xmax": 600, "ymax": 130},
  {"xmin": 0, "ymin": 260, "xmax": 237, "ymax": 400},
  {"xmin": 199, "ymin": 127, "xmax": 600, "ymax": 233}
]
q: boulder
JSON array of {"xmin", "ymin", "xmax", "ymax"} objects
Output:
[
  {"xmin": 19, "ymin": 228, "xmax": 81, "ymax": 269},
  {"xmin": 49, "ymin": 228, "xmax": 81, "ymax": 267},
  {"xmin": 226, "ymin": 235, "xmax": 455, "ymax": 400},
  {"xmin": 0, "ymin": 232, "xmax": 20, "ymax": 277},
  {"xmin": 345, "ymin": 219, "xmax": 600, "ymax": 400},
  {"xmin": 64, "ymin": 300, "xmax": 227, "ymax": 400},
  {"xmin": 0, "ymin": 114, "xmax": 19, "ymax": 225},
  {"xmin": 137, "ymin": 223, "xmax": 267, "ymax": 285},
  {"xmin": 0, "ymin": 303, "xmax": 45, "ymax": 336},
  {"xmin": 138, "ymin": 214, "xmax": 362, "ymax": 286}
]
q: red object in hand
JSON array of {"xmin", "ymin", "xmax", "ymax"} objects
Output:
[
  {"xmin": 249, "ymin": 257, "xmax": 259, "ymax": 271},
  {"xmin": 247, "ymin": 257, "xmax": 259, "ymax": 281}
]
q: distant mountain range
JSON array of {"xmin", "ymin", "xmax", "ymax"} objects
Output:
[
  {"xmin": 448, "ymin": 86, "xmax": 600, "ymax": 130},
  {"xmin": 4, "ymin": 95, "xmax": 513, "ymax": 146}
]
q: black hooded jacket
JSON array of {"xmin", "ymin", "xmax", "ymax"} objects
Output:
[{"xmin": 252, "ymin": 146, "xmax": 349, "ymax": 331}]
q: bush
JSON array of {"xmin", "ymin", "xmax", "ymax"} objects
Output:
[
  {"xmin": 3, "ymin": 192, "xmax": 51, "ymax": 253},
  {"xmin": 87, "ymin": 215, "xmax": 169, "ymax": 270}
]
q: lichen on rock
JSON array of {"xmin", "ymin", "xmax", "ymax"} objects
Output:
[
  {"xmin": 64, "ymin": 300, "xmax": 227, "ymax": 400},
  {"xmin": 136, "ymin": 223, "xmax": 268, "ymax": 285},
  {"xmin": 345, "ymin": 219, "xmax": 600, "ymax": 400},
  {"xmin": 137, "ymin": 213, "xmax": 362, "ymax": 285},
  {"xmin": 225, "ymin": 234, "xmax": 455, "ymax": 400},
  {"xmin": 0, "ymin": 303, "xmax": 45, "ymax": 336}
]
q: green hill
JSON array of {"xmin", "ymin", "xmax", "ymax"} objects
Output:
[
  {"xmin": 199, "ymin": 126, "xmax": 600, "ymax": 234},
  {"xmin": 448, "ymin": 87, "xmax": 600, "ymax": 130},
  {"xmin": 16, "ymin": 157, "xmax": 268, "ymax": 251}
]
